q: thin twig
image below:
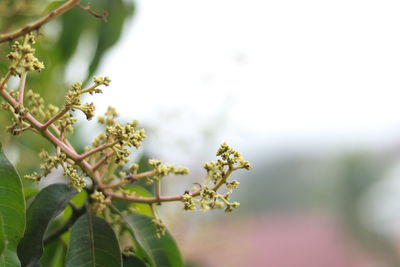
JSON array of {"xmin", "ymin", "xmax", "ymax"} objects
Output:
[
  {"xmin": 100, "ymin": 175, "xmax": 138, "ymax": 189},
  {"xmin": 104, "ymin": 168, "xmax": 235, "ymax": 204},
  {"xmin": 41, "ymin": 107, "xmax": 69, "ymax": 129},
  {"xmin": 91, "ymin": 151, "xmax": 114, "ymax": 172},
  {"xmin": 79, "ymin": 4, "xmax": 109, "ymax": 22},
  {"xmin": 155, "ymin": 179, "xmax": 161, "ymax": 205},
  {"xmin": 132, "ymin": 170, "xmax": 156, "ymax": 179},
  {"xmin": 78, "ymin": 141, "xmax": 117, "ymax": 161}
]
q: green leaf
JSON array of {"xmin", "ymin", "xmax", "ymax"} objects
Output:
[
  {"xmin": 23, "ymin": 187, "xmax": 39, "ymax": 200},
  {"xmin": 123, "ymin": 255, "xmax": 148, "ymax": 267},
  {"xmin": 126, "ymin": 214, "xmax": 183, "ymax": 267},
  {"xmin": 0, "ymin": 144, "xmax": 26, "ymax": 266},
  {"xmin": 61, "ymin": 190, "xmax": 88, "ymax": 244},
  {"xmin": 17, "ymin": 183, "xmax": 77, "ymax": 266},
  {"xmin": 0, "ymin": 215, "xmax": 5, "ymax": 256},
  {"xmin": 65, "ymin": 213, "xmax": 122, "ymax": 267},
  {"xmin": 40, "ymin": 239, "xmax": 67, "ymax": 267}
]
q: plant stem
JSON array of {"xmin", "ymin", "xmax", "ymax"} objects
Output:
[
  {"xmin": 78, "ymin": 141, "xmax": 117, "ymax": 161},
  {"xmin": 91, "ymin": 151, "xmax": 114, "ymax": 172},
  {"xmin": 41, "ymin": 107, "xmax": 69, "ymax": 129},
  {"xmin": 17, "ymin": 72, "xmax": 27, "ymax": 105}
]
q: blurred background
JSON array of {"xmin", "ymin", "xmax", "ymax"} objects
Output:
[{"xmin": 2, "ymin": 0, "xmax": 400, "ymax": 266}]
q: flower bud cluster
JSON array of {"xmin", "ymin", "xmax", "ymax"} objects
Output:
[
  {"xmin": 7, "ymin": 33, "xmax": 44, "ymax": 76},
  {"xmin": 105, "ymin": 121, "xmax": 146, "ymax": 164},
  {"xmin": 148, "ymin": 159, "xmax": 189, "ymax": 180},
  {"xmin": 4, "ymin": 105, "xmax": 29, "ymax": 136},
  {"xmin": 181, "ymin": 143, "xmax": 251, "ymax": 212},
  {"xmin": 23, "ymin": 151, "xmax": 67, "ymax": 182},
  {"xmin": 151, "ymin": 218, "xmax": 166, "ymax": 238},
  {"xmin": 64, "ymin": 78, "xmax": 107, "ymax": 121},
  {"xmin": 26, "ymin": 89, "xmax": 44, "ymax": 116},
  {"xmin": 97, "ymin": 106, "xmax": 118, "ymax": 126},
  {"xmin": 64, "ymin": 164, "xmax": 86, "ymax": 192},
  {"xmin": 38, "ymin": 150, "xmax": 66, "ymax": 176},
  {"xmin": 93, "ymin": 76, "xmax": 111, "ymax": 86},
  {"xmin": 182, "ymin": 193, "xmax": 196, "ymax": 211},
  {"xmin": 58, "ymin": 112, "xmax": 77, "ymax": 135},
  {"xmin": 90, "ymin": 190, "xmax": 110, "ymax": 214}
]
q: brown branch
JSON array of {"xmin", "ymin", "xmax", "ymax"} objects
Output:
[
  {"xmin": 0, "ymin": 87, "xmax": 81, "ymax": 160},
  {"xmin": 91, "ymin": 151, "xmax": 114, "ymax": 172},
  {"xmin": 99, "ymin": 175, "xmax": 138, "ymax": 190},
  {"xmin": 105, "ymin": 191, "xmax": 185, "ymax": 204},
  {"xmin": 79, "ymin": 4, "xmax": 109, "ymax": 22},
  {"xmin": 132, "ymin": 170, "xmax": 156, "ymax": 179},
  {"xmin": 155, "ymin": 179, "xmax": 161, "ymax": 204},
  {"xmin": 99, "ymin": 169, "xmax": 158, "ymax": 189},
  {"xmin": 103, "ymin": 168, "xmax": 235, "ymax": 204},
  {"xmin": 78, "ymin": 141, "xmax": 117, "ymax": 161},
  {"xmin": 41, "ymin": 107, "xmax": 69, "ymax": 129},
  {"xmin": 0, "ymin": 0, "xmax": 80, "ymax": 44}
]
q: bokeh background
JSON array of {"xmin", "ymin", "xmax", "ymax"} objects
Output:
[{"xmin": 2, "ymin": 0, "xmax": 400, "ymax": 266}]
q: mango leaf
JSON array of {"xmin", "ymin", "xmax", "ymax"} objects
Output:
[
  {"xmin": 0, "ymin": 144, "xmax": 26, "ymax": 266},
  {"xmin": 17, "ymin": 183, "xmax": 77, "ymax": 266},
  {"xmin": 61, "ymin": 190, "xmax": 88, "ymax": 244},
  {"xmin": 40, "ymin": 239, "xmax": 67, "ymax": 267},
  {"xmin": 23, "ymin": 187, "xmax": 39, "ymax": 200},
  {"xmin": 0, "ymin": 215, "xmax": 5, "ymax": 256},
  {"xmin": 123, "ymin": 255, "xmax": 148, "ymax": 267},
  {"xmin": 65, "ymin": 213, "xmax": 121, "ymax": 267},
  {"xmin": 125, "ymin": 214, "xmax": 183, "ymax": 267}
]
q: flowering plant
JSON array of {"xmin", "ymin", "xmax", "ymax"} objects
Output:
[{"xmin": 0, "ymin": 1, "xmax": 250, "ymax": 266}]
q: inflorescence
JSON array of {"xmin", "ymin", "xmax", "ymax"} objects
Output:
[{"xmin": 0, "ymin": 34, "xmax": 251, "ymax": 237}]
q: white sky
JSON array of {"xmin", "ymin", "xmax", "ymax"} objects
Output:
[{"xmin": 88, "ymin": 0, "xmax": 400, "ymax": 160}]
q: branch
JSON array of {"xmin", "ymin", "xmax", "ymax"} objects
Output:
[
  {"xmin": 103, "ymin": 167, "xmax": 235, "ymax": 204},
  {"xmin": 79, "ymin": 4, "xmax": 109, "ymax": 22},
  {"xmin": 0, "ymin": 88, "xmax": 80, "ymax": 160},
  {"xmin": 104, "ymin": 191, "xmax": 185, "ymax": 204},
  {"xmin": 155, "ymin": 179, "xmax": 161, "ymax": 204},
  {"xmin": 41, "ymin": 106, "xmax": 69, "ymax": 129},
  {"xmin": 0, "ymin": 0, "xmax": 80, "ymax": 44},
  {"xmin": 132, "ymin": 170, "xmax": 156, "ymax": 179},
  {"xmin": 78, "ymin": 141, "xmax": 117, "ymax": 161},
  {"xmin": 99, "ymin": 175, "xmax": 138, "ymax": 189},
  {"xmin": 99, "ymin": 169, "xmax": 156, "ymax": 189},
  {"xmin": 91, "ymin": 151, "xmax": 114, "ymax": 172}
]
